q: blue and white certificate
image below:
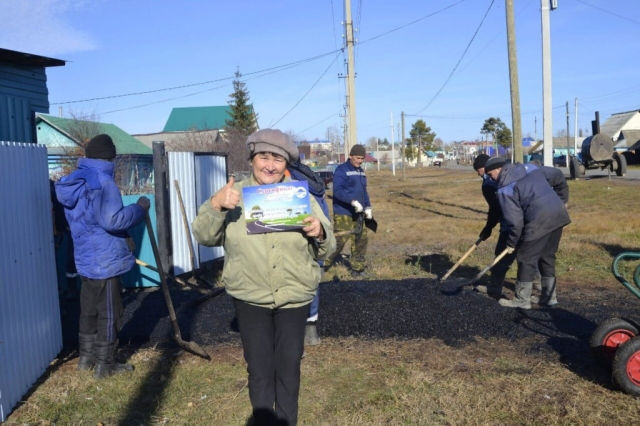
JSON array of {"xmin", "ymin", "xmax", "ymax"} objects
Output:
[{"xmin": 242, "ymin": 181, "xmax": 311, "ymax": 234}]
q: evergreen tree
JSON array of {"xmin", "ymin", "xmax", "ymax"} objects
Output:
[{"xmin": 225, "ymin": 70, "xmax": 257, "ymax": 136}]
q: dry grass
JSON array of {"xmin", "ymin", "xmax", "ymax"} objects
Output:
[{"xmin": 7, "ymin": 166, "xmax": 640, "ymax": 425}]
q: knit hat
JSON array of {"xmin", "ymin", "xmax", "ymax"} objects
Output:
[
  {"xmin": 484, "ymin": 157, "xmax": 506, "ymax": 173},
  {"xmin": 85, "ymin": 134, "xmax": 116, "ymax": 160},
  {"xmin": 473, "ymin": 153, "xmax": 490, "ymax": 170},
  {"xmin": 349, "ymin": 144, "xmax": 366, "ymax": 157},
  {"xmin": 247, "ymin": 129, "xmax": 299, "ymax": 163}
]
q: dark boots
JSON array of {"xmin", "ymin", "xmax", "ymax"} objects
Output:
[
  {"xmin": 93, "ymin": 340, "xmax": 134, "ymax": 379},
  {"xmin": 77, "ymin": 333, "xmax": 97, "ymax": 371},
  {"xmin": 539, "ymin": 276, "xmax": 558, "ymax": 307}
]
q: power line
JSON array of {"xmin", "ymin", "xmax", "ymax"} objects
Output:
[
  {"xmin": 357, "ymin": 0, "xmax": 467, "ymax": 47},
  {"xmin": 269, "ymin": 53, "xmax": 341, "ymax": 127},
  {"xmin": 574, "ymin": 0, "xmax": 640, "ymax": 26},
  {"xmin": 51, "ymin": 48, "xmax": 342, "ymax": 105},
  {"xmin": 414, "ymin": 0, "xmax": 496, "ymax": 115},
  {"xmin": 300, "ymin": 112, "xmax": 340, "ymax": 134},
  {"xmin": 51, "ymin": 1, "xmax": 469, "ymax": 109}
]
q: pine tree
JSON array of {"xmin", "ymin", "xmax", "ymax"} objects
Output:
[{"xmin": 225, "ymin": 70, "xmax": 257, "ymax": 136}]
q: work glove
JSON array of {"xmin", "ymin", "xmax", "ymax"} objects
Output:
[
  {"xmin": 351, "ymin": 200, "xmax": 363, "ymax": 213},
  {"xmin": 137, "ymin": 196, "xmax": 151, "ymax": 211},
  {"xmin": 479, "ymin": 226, "xmax": 492, "ymax": 241},
  {"xmin": 505, "ymin": 246, "xmax": 515, "ymax": 254},
  {"xmin": 364, "ymin": 207, "xmax": 373, "ymax": 220}
]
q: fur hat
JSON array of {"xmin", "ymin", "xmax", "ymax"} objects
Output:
[
  {"xmin": 484, "ymin": 157, "xmax": 506, "ymax": 173},
  {"xmin": 247, "ymin": 129, "xmax": 299, "ymax": 163},
  {"xmin": 473, "ymin": 153, "xmax": 490, "ymax": 170},
  {"xmin": 85, "ymin": 134, "xmax": 116, "ymax": 160},
  {"xmin": 349, "ymin": 144, "xmax": 366, "ymax": 157}
]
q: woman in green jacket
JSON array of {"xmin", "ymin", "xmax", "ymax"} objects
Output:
[{"xmin": 192, "ymin": 129, "xmax": 335, "ymax": 425}]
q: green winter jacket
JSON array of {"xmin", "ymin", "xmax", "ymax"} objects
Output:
[{"xmin": 192, "ymin": 175, "xmax": 336, "ymax": 309}]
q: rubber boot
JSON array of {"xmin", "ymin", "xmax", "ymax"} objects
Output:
[
  {"xmin": 530, "ymin": 271, "xmax": 542, "ymax": 303},
  {"xmin": 77, "ymin": 333, "xmax": 96, "ymax": 371},
  {"xmin": 498, "ymin": 281, "xmax": 532, "ymax": 309},
  {"xmin": 304, "ymin": 322, "xmax": 321, "ymax": 346},
  {"xmin": 93, "ymin": 341, "xmax": 134, "ymax": 379},
  {"xmin": 538, "ymin": 276, "xmax": 558, "ymax": 307}
]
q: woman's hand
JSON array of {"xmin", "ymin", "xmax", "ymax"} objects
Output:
[
  {"xmin": 210, "ymin": 176, "xmax": 240, "ymax": 211},
  {"xmin": 302, "ymin": 216, "xmax": 324, "ymax": 240}
]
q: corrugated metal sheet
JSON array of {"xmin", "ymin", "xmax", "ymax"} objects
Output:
[
  {"xmin": 167, "ymin": 152, "xmax": 226, "ymax": 275},
  {"xmin": 0, "ymin": 63, "xmax": 52, "ymax": 143},
  {"xmin": 0, "ymin": 142, "xmax": 62, "ymax": 422}
]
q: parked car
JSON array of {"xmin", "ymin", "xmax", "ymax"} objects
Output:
[
  {"xmin": 433, "ymin": 153, "xmax": 445, "ymax": 167},
  {"xmin": 317, "ymin": 170, "xmax": 334, "ymax": 189}
]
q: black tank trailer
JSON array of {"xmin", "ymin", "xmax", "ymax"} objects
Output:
[{"xmin": 569, "ymin": 111, "xmax": 627, "ymax": 179}]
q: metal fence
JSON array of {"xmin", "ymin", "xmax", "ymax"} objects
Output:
[
  {"xmin": 167, "ymin": 151, "xmax": 226, "ymax": 275},
  {"xmin": 0, "ymin": 142, "xmax": 62, "ymax": 422}
]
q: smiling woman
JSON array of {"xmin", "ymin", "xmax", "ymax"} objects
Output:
[{"xmin": 192, "ymin": 128, "xmax": 336, "ymax": 425}]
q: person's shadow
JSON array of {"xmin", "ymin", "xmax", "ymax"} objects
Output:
[{"xmin": 514, "ymin": 307, "xmax": 616, "ymax": 390}]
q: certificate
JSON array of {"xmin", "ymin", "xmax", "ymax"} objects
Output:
[{"xmin": 242, "ymin": 181, "xmax": 311, "ymax": 234}]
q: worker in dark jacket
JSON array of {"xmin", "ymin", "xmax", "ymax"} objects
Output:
[
  {"xmin": 472, "ymin": 154, "xmax": 510, "ymax": 298},
  {"xmin": 327, "ymin": 144, "xmax": 372, "ymax": 277},
  {"xmin": 484, "ymin": 157, "xmax": 570, "ymax": 309},
  {"xmin": 55, "ymin": 134, "xmax": 150, "ymax": 378}
]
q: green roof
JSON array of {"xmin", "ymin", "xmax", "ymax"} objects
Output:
[
  {"xmin": 163, "ymin": 106, "xmax": 232, "ymax": 132},
  {"xmin": 36, "ymin": 114, "xmax": 151, "ymax": 155}
]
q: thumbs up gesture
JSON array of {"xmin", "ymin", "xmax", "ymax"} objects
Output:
[{"xmin": 210, "ymin": 176, "xmax": 240, "ymax": 211}]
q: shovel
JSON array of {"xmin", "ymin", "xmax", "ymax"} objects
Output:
[
  {"xmin": 173, "ymin": 179, "xmax": 212, "ymax": 288},
  {"xmin": 440, "ymin": 238, "xmax": 482, "ymax": 281},
  {"xmin": 467, "ymin": 247, "xmax": 513, "ymax": 287},
  {"xmin": 143, "ymin": 213, "xmax": 211, "ymax": 360}
]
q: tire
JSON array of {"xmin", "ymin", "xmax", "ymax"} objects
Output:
[
  {"xmin": 612, "ymin": 336, "xmax": 640, "ymax": 396},
  {"xmin": 570, "ymin": 156, "xmax": 581, "ymax": 180},
  {"xmin": 590, "ymin": 317, "xmax": 639, "ymax": 366},
  {"xmin": 613, "ymin": 152, "xmax": 627, "ymax": 177}
]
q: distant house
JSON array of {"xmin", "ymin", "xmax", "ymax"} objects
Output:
[
  {"xmin": 0, "ymin": 48, "xmax": 65, "ymax": 143},
  {"xmin": 600, "ymin": 110, "xmax": 640, "ymax": 141},
  {"xmin": 134, "ymin": 105, "xmax": 258, "ymax": 152},
  {"xmin": 600, "ymin": 110, "xmax": 640, "ymax": 150},
  {"xmin": 36, "ymin": 113, "xmax": 152, "ymax": 192},
  {"xmin": 163, "ymin": 105, "xmax": 234, "ymax": 132}
]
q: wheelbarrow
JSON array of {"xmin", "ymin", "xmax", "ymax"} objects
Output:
[{"xmin": 589, "ymin": 251, "xmax": 640, "ymax": 395}]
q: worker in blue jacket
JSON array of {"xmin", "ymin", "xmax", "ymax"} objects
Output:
[
  {"xmin": 484, "ymin": 157, "xmax": 570, "ymax": 309},
  {"xmin": 55, "ymin": 134, "xmax": 150, "ymax": 378},
  {"xmin": 327, "ymin": 144, "xmax": 372, "ymax": 277}
]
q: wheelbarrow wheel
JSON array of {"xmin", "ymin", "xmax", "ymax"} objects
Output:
[
  {"xmin": 612, "ymin": 336, "xmax": 640, "ymax": 396},
  {"xmin": 590, "ymin": 317, "xmax": 639, "ymax": 366}
]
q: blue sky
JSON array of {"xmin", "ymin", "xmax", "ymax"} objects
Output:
[{"xmin": 2, "ymin": 0, "xmax": 639, "ymax": 144}]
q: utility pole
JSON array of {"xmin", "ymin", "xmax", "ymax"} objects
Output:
[
  {"xmin": 574, "ymin": 98, "xmax": 578, "ymax": 156},
  {"xmin": 418, "ymin": 132, "xmax": 422, "ymax": 167},
  {"xmin": 390, "ymin": 112, "xmax": 396, "ymax": 176},
  {"xmin": 541, "ymin": 0, "xmax": 555, "ymax": 166},
  {"xmin": 401, "ymin": 111, "xmax": 406, "ymax": 180},
  {"xmin": 376, "ymin": 137, "xmax": 380, "ymax": 172},
  {"xmin": 505, "ymin": 0, "xmax": 522, "ymax": 164},
  {"xmin": 344, "ymin": 0, "xmax": 358, "ymax": 156},
  {"xmin": 565, "ymin": 101, "xmax": 570, "ymax": 167}
]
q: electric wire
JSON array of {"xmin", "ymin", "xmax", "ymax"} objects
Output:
[
  {"xmin": 269, "ymin": 53, "xmax": 341, "ymax": 127},
  {"xmin": 357, "ymin": 0, "xmax": 467, "ymax": 47},
  {"xmin": 574, "ymin": 0, "xmax": 640, "ymax": 26},
  {"xmin": 300, "ymin": 113, "xmax": 340, "ymax": 134},
  {"xmin": 51, "ymin": 48, "xmax": 342, "ymax": 105},
  {"xmin": 414, "ymin": 0, "xmax": 496, "ymax": 115}
]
